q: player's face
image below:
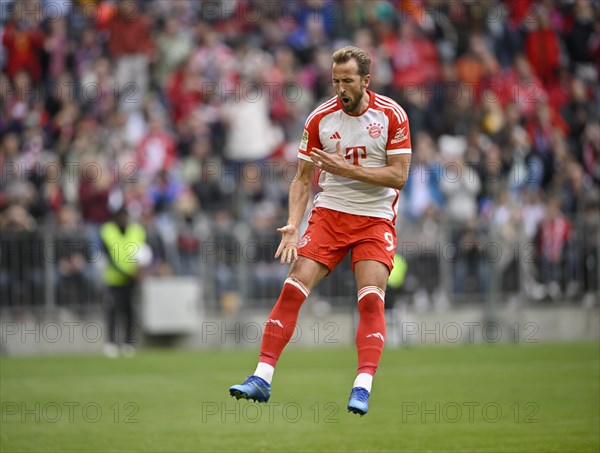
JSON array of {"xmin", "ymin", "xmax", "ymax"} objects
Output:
[{"xmin": 332, "ymin": 59, "xmax": 370, "ymax": 114}]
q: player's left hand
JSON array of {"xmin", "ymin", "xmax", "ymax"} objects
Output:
[
  {"xmin": 275, "ymin": 224, "xmax": 299, "ymax": 264},
  {"xmin": 310, "ymin": 142, "xmax": 349, "ymax": 176}
]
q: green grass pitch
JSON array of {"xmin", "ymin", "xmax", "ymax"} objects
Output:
[{"xmin": 1, "ymin": 342, "xmax": 598, "ymax": 452}]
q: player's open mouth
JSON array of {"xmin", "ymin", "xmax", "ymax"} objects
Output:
[{"xmin": 341, "ymin": 97, "xmax": 350, "ymax": 104}]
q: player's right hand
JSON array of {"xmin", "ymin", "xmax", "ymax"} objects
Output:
[{"xmin": 275, "ymin": 224, "xmax": 299, "ymax": 264}]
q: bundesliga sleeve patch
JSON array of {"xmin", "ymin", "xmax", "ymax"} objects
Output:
[
  {"xmin": 390, "ymin": 126, "xmax": 408, "ymax": 145},
  {"xmin": 300, "ymin": 129, "xmax": 309, "ymax": 151}
]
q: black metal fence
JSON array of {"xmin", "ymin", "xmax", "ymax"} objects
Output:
[{"xmin": 1, "ymin": 215, "xmax": 598, "ymax": 314}]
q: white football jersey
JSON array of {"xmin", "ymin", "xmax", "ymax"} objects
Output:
[{"xmin": 298, "ymin": 91, "xmax": 412, "ymax": 222}]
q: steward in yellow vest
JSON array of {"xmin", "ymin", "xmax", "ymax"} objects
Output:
[
  {"xmin": 100, "ymin": 208, "xmax": 146, "ymax": 286},
  {"xmin": 386, "ymin": 254, "xmax": 407, "ymax": 309},
  {"xmin": 99, "ymin": 207, "xmax": 146, "ymax": 357}
]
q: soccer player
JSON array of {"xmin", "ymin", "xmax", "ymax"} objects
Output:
[{"xmin": 229, "ymin": 46, "xmax": 411, "ymax": 416}]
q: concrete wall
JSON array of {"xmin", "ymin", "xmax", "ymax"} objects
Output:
[
  {"xmin": 1, "ymin": 304, "xmax": 598, "ymax": 356},
  {"xmin": 2, "ymin": 278, "xmax": 598, "ymax": 355},
  {"xmin": 385, "ymin": 305, "xmax": 600, "ymax": 346}
]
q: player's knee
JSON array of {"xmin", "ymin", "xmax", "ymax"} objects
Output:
[
  {"xmin": 288, "ymin": 258, "xmax": 327, "ymax": 290},
  {"xmin": 358, "ymin": 298, "xmax": 385, "ymax": 315},
  {"xmin": 285, "ymin": 273, "xmax": 313, "ymax": 293}
]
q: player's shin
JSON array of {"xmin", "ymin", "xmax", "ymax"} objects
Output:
[
  {"xmin": 255, "ymin": 277, "xmax": 310, "ymax": 383},
  {"xmin": 354, "ymin": 286, "xmax": 386, "ymax": 392}
]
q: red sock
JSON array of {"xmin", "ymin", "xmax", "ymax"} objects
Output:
[
  {"xmin": 259, "ymin": 278, "xmax": 310, "ymax": 367},
  {"xmin": 356, "ymin": 286, "xmax": 386, "ymax": 376}
]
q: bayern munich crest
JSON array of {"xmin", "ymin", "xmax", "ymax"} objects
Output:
[
  {"xmin": 367, "ymin": 123, "xmax": 382, "ymax": 138},
  {"xmin": 298, "ymin": 235, "xmax": 311, "ymax": 248}
]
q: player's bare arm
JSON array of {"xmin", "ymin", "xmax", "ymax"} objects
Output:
[
  {"xmin": 310, "ymin": 143, "xmax": 411, "ymax": 190},
  {"xmin": 274, "ymin": 159, "xmax": 315, "ymax": 264}
]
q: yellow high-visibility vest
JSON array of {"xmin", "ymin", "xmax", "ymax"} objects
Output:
[
  {"xmin": 388, "ymin": 254, "xmax": 407, "ymax": 289},
  {"xmin": 100, "ymin": 221, "xmax": 146, "ymax": 286}
]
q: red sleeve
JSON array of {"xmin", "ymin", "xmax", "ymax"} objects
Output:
[
  {"xmin": 141, "ymin": 18, "xmax": 155, "ymax": 56},
  {"xmin": 298, "ymin": 114, "xmax": 322, "ymax": 162},
  {"xmin": 135, "ymin": 136, "xmax": 148, "ymax": 168},
  {"xmin": 2, "ymin": 23, "xmax": 14, "ymax": 46},
  {"xmin": 31, "ymin": 27, "xmax": 45, "ymax": 49},
  {"xmin": 551, "ymin": 108, "xmax": 569, "ymax": 136},
  {"xmin": 164, "ymin": 133, "xmax": 176, "ymax": 169},
  {"xmin": 564, "ymin": 218, "xmax": 572, "ymax": 243},
  {"xmin": 385, "ymin": 106, "xmax": 412, "ymax": 155},
  {"xmin": 78, "ymin": 177, "xmax": 92, "ymax": 204},
  {"xmin": 106, "ymin": 20, "xmax": 120, "ymax": 57}
]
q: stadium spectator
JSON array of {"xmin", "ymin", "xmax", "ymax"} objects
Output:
[
  {"xmin": 149, "ymin": 169, "xmax": 181, "ymax": 214},
  {"xmin": 439, "ymin": 152, "xmax": 481, "ymax": 223},
  {"xmin": 581, "ymin": 123, "xmax": 600, "ymax": 185},
  {"xmin": 490, "ymin": 55, "xmax": 548, "ymax": 118},
  {"xmin": 210, "ymin": 209, "xmax": 239, "ymax": 311},
  {"xmin": 139, "ymin": 206, "xmax": 172, "ymax": 277},
  {"xmin": 400, "ymin": 204, "xmax": 443, "ymax": 307},
  {"xmin": 387, "ymin": 18, "xmax": 440, "ymax": 95},
  {"xmin": 0, "ymin": 204, "xmax": 43, "ymax": 308},
  {"xmin": 402, "ymin": 132, "xmax": 444, "ymax": 220},
  {"xmin": 247, "ymin": 200, "xmax": 287, "ymax": 300},
  {"xmin": 136, "ymin": 114, "xmax": 177, "ymax": 179},
  {"xmin": 580, "ymin": 193, "xmax": 600, "ymax": 302},
  {"xmin": 537, "ymin": 197, "xmax": 574, "ymax": 298},
  {"xmin": 564, "ymin": 0, "xmax": 597, "ymax": 74},
  {"xmin": 562, "ymin": 78, "xmax": 598, "ymax": 149},
  {"xmin": 2, "ymin": 13, "xmax": 44, "ymax": 82},
  {"xmin": 0, "ymin": 0, "xmax": 597, "ymax": 311},
  {"xmin": 44, "ymin": 17, "xmax": 69, "ymax": 83},
  {"xmin": 54, "ymin": 204, "xmax": 98, "ymax": 311},
  {"xmin": 454, "ymin": 218, "xmax": 490, "ymax": 296},
  {"xmin": 78, "ymin": 159, "xmax": 112, "ymax": 227},
  {"xmin": 524, "ymin": 3, "xmax": 562, "ymax": 87},
  {"xmin": 107, "ymin": 0, "xmax": 155, "ymax": 109},
  {"xmin": 165, "ymin": 56, "xmax": 205, "ymax": 125},
  {"xmin": 154, "ymin": 14, "xmax": 194, "ymax": 90},
  {"xmin": 173, "ymin": 190, "xmax": 201, "ymax": 276},
  {"xmin": 455, "ymin": 33, "xmax": 499, "ymax": 90},
  {"xmin": 491, "ymin": 190, "xmax": 522, "ymax": 294},
  {"xmin": 74, "ymin": 27, "xmax": 103, "ymax": 81}
]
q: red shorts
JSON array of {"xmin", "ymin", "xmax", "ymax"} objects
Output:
[{"xmin": 297, "ymin": 207, "xmax": 396, "ymax": 273}]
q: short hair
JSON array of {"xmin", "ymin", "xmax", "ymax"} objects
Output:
[{"xmin": 332, "ymin": 46, "xmax": 371, "ymax": 77}]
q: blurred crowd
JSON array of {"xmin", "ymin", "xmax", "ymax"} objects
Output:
[{"xmin": 0, "ymin": 0, "xmax": 599, "ymax": 308}]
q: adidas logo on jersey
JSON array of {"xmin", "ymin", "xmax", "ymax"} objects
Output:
[{"xmin": 329, "ymin": 131, "xmax": 341, "ymax": 140}]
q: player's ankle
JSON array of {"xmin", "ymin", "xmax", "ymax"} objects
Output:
[{"xmin": 254, "ymin": 362, "xmax": 275, "ymax": 384}]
